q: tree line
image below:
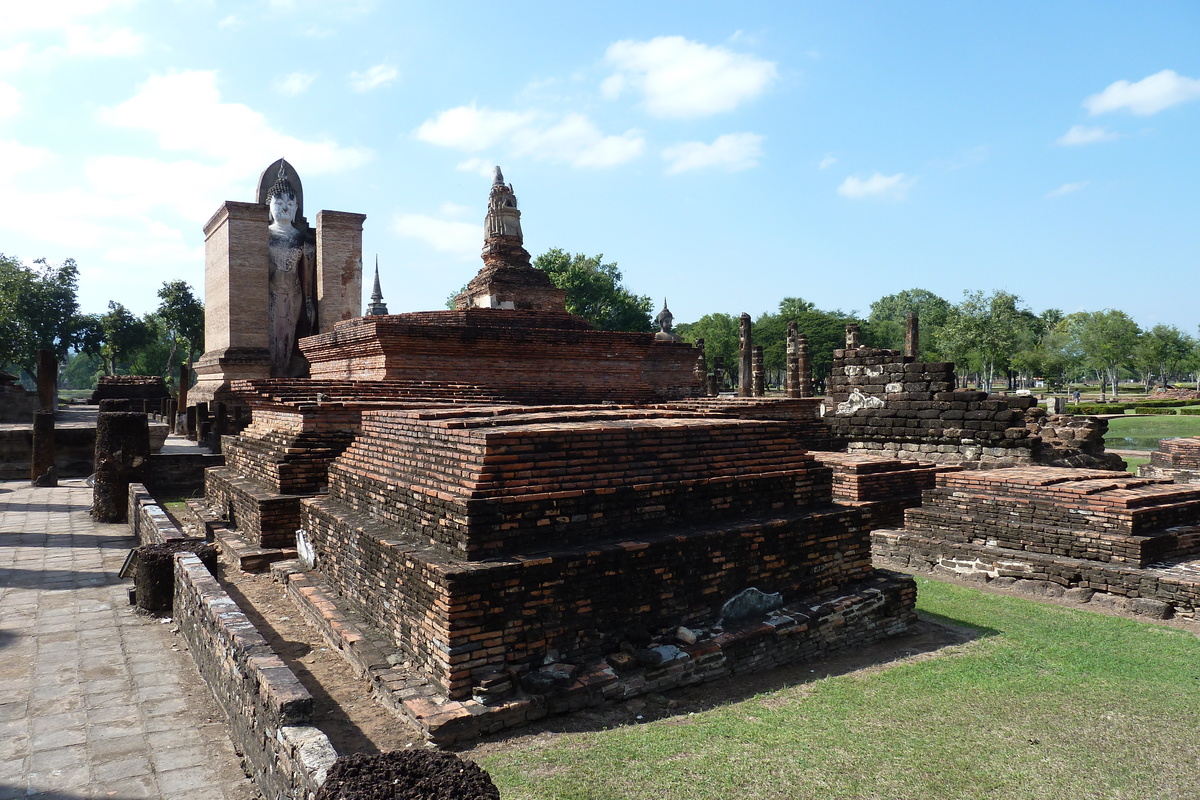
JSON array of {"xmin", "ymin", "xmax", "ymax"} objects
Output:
[
  {"xmin": 0, "ymin": 253, "xmax": 203, "ymax": 390},
  {"xmin": 5, "ymin": 247, "xmax": 1194, "ymax": 398},
  {"xmin": 677, "ymin": 288, "xmax": 1200, "ymax": 395}
]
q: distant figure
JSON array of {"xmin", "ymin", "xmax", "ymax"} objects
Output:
[{"xmin": 1073, "ymin": 389, "xmax": 1081, "ymax": 404}]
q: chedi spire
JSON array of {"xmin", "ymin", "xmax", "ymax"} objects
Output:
[{"xmin": 366, "ymin": 256, "xmax": 388, "ymax": 316}]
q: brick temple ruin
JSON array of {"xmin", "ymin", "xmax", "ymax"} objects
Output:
[
  {"xmin": 200, "ymin": 166, "xmax": 921, "ymax": 742},
  {"xmin": 190, "ymin": 163, "xmax": 1200, "ymax": 752}
]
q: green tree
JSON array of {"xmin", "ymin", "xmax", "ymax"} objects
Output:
[
  {"xmin": 154, "ymin": 280, "xmax": 204, "ymax": 372},
  {"xmin": 532, "ymin": 249, "xmax": 652, "ymax": 332},
  {"xmin": 937, "ymin": 290, "xmax": 1029, "ymax": 392},
  {"xmin": 1067, "ymin": 309, "xmax": 1141, "ymax": 397},
  {"xmin": 1132, "ymin": 324, "xmax": 1192, "ymax": 390},
  {"xmin": 676, "ymin": 313, "xmax": 739, "ymax": 386},
  {"xmin": 80, "ymin": 301, "xmax": 154, "ymax": 376},
  {"xmin": 864, "ymin": 288, "xmax": 952, "ymax": 360},
  {"xmin": 0, "ymin": 254, "xmax": 83, "ymax": 374}
]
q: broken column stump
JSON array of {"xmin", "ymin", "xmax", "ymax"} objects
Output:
[
  {"xmin": 752, "ymin": 345, "xmax": 765, "ymax": 396},
  {"xmin": 92, "ymin": 411, "xmax": 150, "ymax": 523},
  {"xmin": 36, "ymin": 348, "xmax": 57, "ymax": 411},
  {"xmin": 134, "ymin": 540, "xmax": 218, "ymax": 614},
  {"xmin": 31, "ymin": 409, "xmax": 56, "ymax": 487}
]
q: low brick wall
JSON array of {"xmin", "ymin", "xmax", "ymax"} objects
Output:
[
  {"xmin": 172, "ymin": 551, "xmax": 336, "ymax": 799},
  {"xmin": 205, "ymin": 467, "xmax": 304, "ymax": 549},
  {"xmin": 145, "ymin": 451, "xmax": 224, "ymax": 495},
  {"xmin": 127, "ymin": 483, "xmax": 193, "ymax": 545}
]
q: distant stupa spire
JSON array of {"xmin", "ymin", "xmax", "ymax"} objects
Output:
[{"xmin": 365, "ymin": 256, "xmax": 389, "ymax": 315}]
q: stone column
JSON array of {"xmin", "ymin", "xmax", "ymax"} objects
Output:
[
  {"xmin": 798, "ymin": 334, "xmax": 813, "ymax": 398},
  {"xmin": 693, "ymin": 338, "xmax": 707, "ymax": 386},
  {"xmin": 31, "ymin": 409, "xmax": 55, "ymax": 486},
  {"xmin": 905, "ymin": 311, "xmax": 919, "ymax": 359},
  {"xmin": 738, "ymin": 313, "xmax": 752, "ymax": 398},
  {"xmin": 92, "ymin": 411, "xmax": 149, "ymax": 523},
  {"xmin": 752, "ymin": 346, "xmax": 765, "ymax": 397},
  {"xmin": 36, "ymin": 348, "xmax": 56, "ymax": 411},
  {"xmin": 191, "ymin": 201, "xmax": 271, "ymax": 407},
  {"xmin": 212, "ymin": 402, "xmax": 228, "ymax": 454},
  {"xmin": 176, "ymin": 363, "xmax": 190, "ymax": 435},
  {"xmin": 195, "ymin": 402, "xmax": 210, "ymax": 445},
  {"xmin": 845, "ymin": 323, "xmax": 861, "ymax": 350},
  {"xmin": 786, "ymin": 321, "xmax": 800, "ymax": 398},
  {"xmin": 316, "ymin": 211, "xmax": 367, "ymax": 331},
  {"xmin": 713, "ymin": 356, "xmax": 725, "ymax": 395},
  {"xmin": 185, "ymin": 405, "xmax": 198, "ymax": 441}
]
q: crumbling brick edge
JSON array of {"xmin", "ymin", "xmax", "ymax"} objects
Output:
[
  {"xmin": 127, "ymin": 482, "xmax": 208, "ymax": 546},
  {"xmin": 173, "ymin": 551, "xmax": 337, "ymax": 799},
  {"xmin": 873, "ymin": 528, "xmax": 1200, "ymax": 621},
  {"xmin": 271, "ymin": 560, "xmax": 920, "ymax": 746},
  {"xmin": 126, "ymin": 483, "xmax": 338, "ymax": 799}
]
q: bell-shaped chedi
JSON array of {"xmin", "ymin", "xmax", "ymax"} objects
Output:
[{"xmin": 453, "ymin": 167, "xmax": 567, "ymax": 312}]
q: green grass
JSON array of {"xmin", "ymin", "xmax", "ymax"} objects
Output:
[
  {"xmin": 1106, "ymin": 416, "xmax": 1200, "ymax": 439},
  {"xmin": 1122, "ymin": 456, "xmax": 1150, "ymax": 474},
  {"xmin": 480, "ymin": 580, "xmax": 1200, "ymax": 800}
]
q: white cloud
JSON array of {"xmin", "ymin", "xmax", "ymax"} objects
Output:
[
  {"xmin": 59, "ymin": 25, "xmax": 144, "ymax": 58},
  {"xmin": 350, "ymin": 63, "xmax": 398, "ymax": 93},
  {"xmin": 837, "ymin": 172, "xmax": 915, "ymax": 201},
  {"xmin": 0, "ymin": 82, "xmax": 20, "ymax": 120},
  {"xmin": 0, "ymin": 44, "xmax": 33, "ymax": 73},
  {"xmin": 1056, "ymin": 125, "xmax": 1117, "ymax": 146},
  {"xmin": 218, "ymin": 15, "xmax": 241, "ymax": 28},
  {"xmin": 662, "ymin": 132, "xmax": 764, "ymax": 174},
  {"xmin": 1085, "ymin": 69, "xmax": 1200, "ymax": 116},
  {"xmin": 416, "ymin": 105, "xmax": 643, "ymax": 169},
  {"xmin": 98, "ymin": 70, "xmax": 372, "ymax": 175},
  {"xmin": 438, "ymin": 201, "xmax": 472, "ymax": 219},
  {"xmin": 818, "ymin": 154, "xmax": 837, "ymax": 169},
  {"xmin": 1045, "ymin": 181, "xmax": 1089, "ymax": 198},
  {"xmin": 510, "ymin": 114, "xmax": 644, "ymax": 168},
  {"xmin": 416, "ymin": 105, "xmax": 539, "ymax": 151},
  {"xmin": 275, "ymin": 71, "xmax": 317, "ymax": 96},
  {"xmin": 0, "ymin": 139, "xmax": 53, "ymax": 182},
  {"xmin": 455, "ymin": 158, "xmax": 497, "ymax": 178},
  {"xmin": 391, "ymin": 213, "xmax": 479, "ymax": 260},
  {"xmin": 602, "ymin": 36, "xmax": 777, "ymax": 118},
  {"xmin": 0, "ymin": 0, "xmax": 140, "ymax": 31}
]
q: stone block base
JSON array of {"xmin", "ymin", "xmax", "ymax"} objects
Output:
[
  {"xmin": 274, "ymin": 560, "xmax": 916, "ymax": 745},
  {"xmin": 872, "ymin": 528, "xmax": 1200, "ymax": 619},
  {"xmin": 204, "ymin": 466, "xmax": 306, "ymax": 549}
]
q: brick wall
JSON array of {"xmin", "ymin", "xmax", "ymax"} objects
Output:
[
  {"xmin": 173, "ymin": 552, "xmax": 335, "ymax": 799},
  {"xmin": 325, "ymin": 406, "xmax": 833, "ymax": 560},
  {"xmin": 300, "ymin": 310, "xmax": 704, "ymax": 404},
  {"xmin": 303, "ymin": 495, "xmax": 873, "ymax": 700}
]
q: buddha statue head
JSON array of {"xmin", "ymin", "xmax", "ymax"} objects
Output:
[{"xmin": 266, "ymin": 164, "xmax": 299, "ymax": 229}]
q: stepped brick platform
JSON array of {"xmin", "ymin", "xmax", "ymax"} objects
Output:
[
  {"xmin": 299, "ymin": 404, "xmax": 915, "ymax": 712},
  {"xmin": 873, "ymin": 466, "xmax": 1200, "ymax": 617},
  {"xmin": 660, "ymin": 397, "xmax": 843, "ymax": 450},
  {"xmin": 204, "ymin": 380, "xmax": 502, "ymax": 553},
  {"xmin": 1140, "ymin": 437, "xmax": 1200, "ymax": 484},
  {"xmin": 813, "ymin": 452, "xmax": 958, "ymax": 529},
  {"xmin": 299, "ymin": 309, "xmax": 704, "ymax": 404}
]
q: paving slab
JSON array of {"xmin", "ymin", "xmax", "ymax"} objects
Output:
[{"xmin": 0, "ymin": 480, "xmax": 258, "ymax": 800}]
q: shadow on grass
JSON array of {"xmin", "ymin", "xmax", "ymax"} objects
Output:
[{"xmin": 455, "ymin": 611, "xmax": 998, "ymax": 752}]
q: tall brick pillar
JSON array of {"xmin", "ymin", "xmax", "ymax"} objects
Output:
[
  {"xmin": 31, "ymin": 409, "xmax": 55, "ymax": 485},
  {"xmin": 752, "ymin": 345, "xmax": 765, "ymax": 397},
  {"xmin": 191, "ymin": 201, "xmax": 271, "ymax": 407},
  {"xmin": 905, "ymin": 311, "xmax": 919, "ymax": 359},
  {"xmin": 845, "ymin": 323, "xmax": 861, "ymax": 350},
  {"xmin": 316, "ymin": 211, "xmax": 367, "ymax": 330},
  {"xmin": 786, "ymin": 321, "xmax": 800, "ymax": 398},
  {"xmin": 738, "ymin": 313, "xmax": 753, "ymax": 398},
  {"xmin": 798, "ymin": 334, "xmax": 812, "ymax": 398},
  {"xmin": 36, "ymin": 348, "xmax": 56, "ymax": 411},
  {"xmin": 693, "ymin": 339, "xmax": 707, "ymax": 386},
  {"xmin": 175, "ymin": 363, "xmax": 190, "ymax": 435}
]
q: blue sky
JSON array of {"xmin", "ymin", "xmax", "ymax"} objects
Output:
[{"xmin": 1, "ymin": 1, "xmax": 1198, "ymax": 332}]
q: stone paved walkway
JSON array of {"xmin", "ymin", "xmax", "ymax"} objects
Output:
[{"xmin": 0, "ymin": 480, "xmax": 258, "ymax": 800}]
